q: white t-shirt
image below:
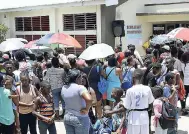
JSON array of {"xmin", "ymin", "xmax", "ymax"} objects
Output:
[
  {"xmin": 122, "ymin": 84, "xmax": 154, "ymax": 125},
  {"xmin": 181, "ymin": 63, "xmax": 189, "ymax": 85}
]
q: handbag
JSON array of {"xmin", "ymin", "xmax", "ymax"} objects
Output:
[
  {"xmin": 98, "ymin": 67, "xmax": 115, "ymax": 94},
  {"xmin": 121, "ymin": 67, "xmax": 132, "ymax": 90}
]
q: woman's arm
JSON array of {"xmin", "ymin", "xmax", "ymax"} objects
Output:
[
  {"xmin": 175, "ymin": 73, "xmax": 180, "ymax": 89},
  {"xmin": 19, "ymin": 101, "xmax": 33, "ymax": 107},
  {"xmin": 100, "ymin": 68, "xmax": 107, "ymax": 78},
  {"xmin": 10, "ymin": 91, "xmax": 19, "ymax": 106},
  {"xmin": 80, "ymin": 90, "xmax": 92, "ymax": 114},
  {"xmin": 116, "ymin": 68, "xmax": 123, "ymax": 82}
]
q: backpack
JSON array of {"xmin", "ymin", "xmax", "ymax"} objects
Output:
[
  {"xmin": 159, "ymin": 99, "xmax": 177, "ymax": 129},
  {"xmin": 121, "ymin": 67, "xmax": 133, "ymax": 90},
  {"xmin": 96, "ymin": 118, "xmax": 112, "ymax": 134}
]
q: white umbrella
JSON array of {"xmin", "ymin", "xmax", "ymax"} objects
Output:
[
  {"xmin": 0, "ymin": 40, "xmax": 25, "ymax": 52},
  {"xmin": 6, "ymin": 38, "xmax": 28, "ymax": 44},
  {"xmin": 79, "ymin": 43, "xmax": 114, "ymax": 60}
]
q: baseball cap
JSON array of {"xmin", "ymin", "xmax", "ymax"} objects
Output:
[{"xmin": 162, "ymin": 45, "xmax": 170, "ymax": 51}]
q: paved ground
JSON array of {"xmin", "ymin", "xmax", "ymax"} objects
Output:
[{"xmin": 40, "ymin": 99, "xmax": 189, "ymax": 134}]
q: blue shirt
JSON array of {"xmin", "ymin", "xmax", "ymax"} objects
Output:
[
  {"xmin": 163, "ymin": 86, "xmax": 178, "ymax": 107},
  {"xmin": 93, "ymin": 117, "xmax": 113, "ymax": 131},
  {"xmin": 0, "ymin": 87, "xmax": 15, "ymax": 125}
]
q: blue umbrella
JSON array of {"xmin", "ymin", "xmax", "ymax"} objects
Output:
[
  {"xmin": 150, "ymin": 35, "xmax": 176, "ymax": 45},
  {"xmin": 35, "ymin": 33, "xmax": 54, "ymax": 45}
]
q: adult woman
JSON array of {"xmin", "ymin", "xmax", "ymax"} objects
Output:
[
  {"xmin": 61, "ymin": 69, "xmax": 92, "ymax": 134},
  {"xmin": 17, "ymin": 71, "xmax": 38, "ymax": 134},
  {"xmin": 82, "ymin": 59, "xmax": 106, "ymax": 118},
  {"xmin": 106, "ymin": 57, "xmax": 121, "ymax": 103},
  {"xmin": 44, "ymin": 57, "xmax": 64, "ymax": 118}
]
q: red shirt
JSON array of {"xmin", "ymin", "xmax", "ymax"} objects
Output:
[{"xmin": 117, "ymin": 52, "xmax": 125, "ymax": 64}]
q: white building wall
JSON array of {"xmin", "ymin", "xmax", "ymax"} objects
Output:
[
  {"xmin": 116, "ymin": 0, "xmax": 152, "ymax": 56},
  {"xmin": 0, "ymin": 5, "xmax": 101, "ymax": 42}
]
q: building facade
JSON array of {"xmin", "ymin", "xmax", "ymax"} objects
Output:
[
  {"xmin": 0, "ymin": 0, "xmax": 106, "ymax": 54},
  {"xmin": 116, "ymin": 0, "xmax": 189, "ymax": 55}
]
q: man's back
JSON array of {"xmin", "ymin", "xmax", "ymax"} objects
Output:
[{"xmin": 123, "ymin": 84, "xmax": 154, "ymax": 125}]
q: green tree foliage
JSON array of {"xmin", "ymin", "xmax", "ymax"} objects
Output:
[{"xmin": 0, "ymin": 24, "xmax": 9, "ymax": 43}]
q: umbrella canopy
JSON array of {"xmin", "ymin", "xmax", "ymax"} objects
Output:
[
  {"xmin": 150, "ymin": 35, "xmax": 176, "ymax": 45},
  {"xmin": 0, "ymin": 40, "xmax": 25, "ymax": 52},
  {"xmin": 167, "ymin": 27, "xmax": 189, "ymax": 41},
  {"xmin": 25, "ymin": 40, "xmax": 74, "ymax": 50},
  {"xmin": 6, "ymin": 38, "xmax": 28, "ymax": 44},
  {"xmin": 36, "ymin": 33, "xmax": 82, "ymax": 48},
  {"xmin": 24, "ymin": 40, "xmax": 37, "ymax": 48},
  {"xmin": 79, "ymin": 43, "xmax": 114, "ymax": 60}
]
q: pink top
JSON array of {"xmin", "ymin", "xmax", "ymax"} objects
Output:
[{"xmin": 153, "ymin": 99, "xmax": 163, "ymax": 126}]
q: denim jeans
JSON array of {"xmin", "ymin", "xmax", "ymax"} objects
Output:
[
  {"xmin": 167, "ymin": 112, "xmax": 178, "ymax": 134},
  {"xmin": 52, "ymin": 88, "xmax": 65, "ymax": 110},
  {"xmin": 64, "ymin": 112, "xmax": 90, "ymax": 134},
  {"xmin": 38, "ymin": 120, "xmax": 57, "ymax": 134}
]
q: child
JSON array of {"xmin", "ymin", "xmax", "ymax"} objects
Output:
[
  {"xmin": 152, "ymin": 86, "xmax": 168, "ymax": 134},
  {"xmin": 0, "ymin": 74, "xmax": 16, "ymax": 134},
  {"xmin": 163, "ymin": 73, "xmax": 178, "ymax": 134},
  {"xmin": 111, "ymin": 87, "xmax": 126, "ymax": 134},
  {"xmin": 93, "ymin": 105, "xmax": 113, "ymax": 134},
  {"xmin": 32, "ymin": 81, "xmax": 57, "ymax": 134},
  {"xmin": 3, "ymin": 75, "xmax": 20, "ymax": 134}
]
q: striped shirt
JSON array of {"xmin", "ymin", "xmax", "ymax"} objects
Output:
[{"xmin": 39, "ymin": 95, "xmax": 54, "ymax": 122}]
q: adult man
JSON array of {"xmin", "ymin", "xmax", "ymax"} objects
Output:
[
  {"xmin": 128, "ymin": 44, "xmax": 144, "ymax": 67},
  {"xmin": 123, "ymin": 69, "xmax": 154, "ymax": 134}
]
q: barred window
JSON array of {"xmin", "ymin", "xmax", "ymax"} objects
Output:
[
  {"xmin": 15, "ymin": 16, "xmax": 50, "ymax": 31},
  {"xmin": 63, "ymin": 13, "xmax": 96, "ymax": 31},
  {"xmin": 16, "ymin": 35, "xmax": 44, "ymax": 42}
]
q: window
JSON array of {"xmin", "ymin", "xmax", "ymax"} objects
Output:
[
  {"xmin": 65, "ymin": 35, "xmax": 97, "ymax": 55},
  {"xmin": 16, "ymin": 35, "xmax": 44, "ymax": 42},
  {"xmin": 63, "ymin": 13, "xmax": 96, "ymax": 31},
  {"xmin": 15, "ymin": 16, "xmax": 50, "ymax": 31}
]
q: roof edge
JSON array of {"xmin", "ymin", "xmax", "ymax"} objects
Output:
[
  {"xmin": 145, "ymin": 1, "xmax": 189, "ymax": 6},
  {"xmin": 0, "ymin": 0, "xmax": 105, "ymax": 12},
  {"xmin": 136, "ymin": 11, "xmax": 189, "ymax": 16}
]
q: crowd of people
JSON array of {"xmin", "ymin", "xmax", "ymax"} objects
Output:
[{"xmin": 0, "ymin": 39, "xmax": 188, "ymax": 134}]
